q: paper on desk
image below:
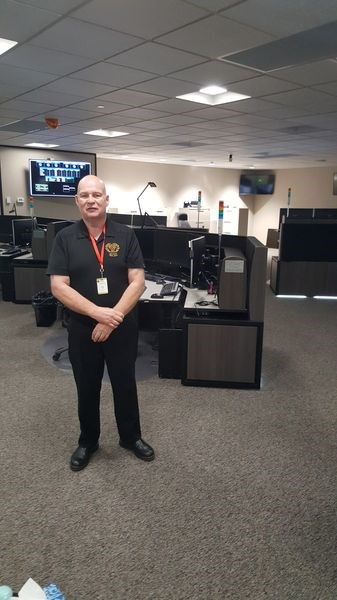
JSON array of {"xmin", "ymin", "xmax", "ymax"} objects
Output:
[{"xmin": 18, "ymin": 578, "xmax": 46, "ymax": 600}]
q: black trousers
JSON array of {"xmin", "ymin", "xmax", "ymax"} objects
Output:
[{"xmin": 68, "ymin": 313, "xmax": 141, "ymax": 448}]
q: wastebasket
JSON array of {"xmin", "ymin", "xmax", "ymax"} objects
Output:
[{"xmin": 32, "ymin": 291, "xmax": 57, "ymax": 327}]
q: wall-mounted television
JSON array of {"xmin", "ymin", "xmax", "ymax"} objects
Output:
[
  {"xmin": 239, "ymin": 173, "xmax": 275, "ymax": 195},
  {"xmin": 29, "ymin": 159, "xmax": 91, "ymax": 197}
]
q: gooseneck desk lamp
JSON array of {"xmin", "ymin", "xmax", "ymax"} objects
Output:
[{"xmin": 136, "ymin": 182, "xmax": 160, "ymax": 228}]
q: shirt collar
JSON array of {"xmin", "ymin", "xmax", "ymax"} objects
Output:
[{"xmin": 76, "ymin": 215, "xmax": 117, "ymax": 239}]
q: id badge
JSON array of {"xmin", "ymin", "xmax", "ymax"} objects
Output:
[{"xmin": 96, "ymin": 277, "xmax": 108, "ymax": 295}]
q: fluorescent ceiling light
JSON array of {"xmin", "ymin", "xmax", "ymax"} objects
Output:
[
  {"xmin": 25, "ymin": 143, "xmax": 59, "ymax": 148},
  {"xmin": 176, "ymin": 90, "xmax": 250, "ymax": 106},
  {"xmin": 313, "ymin": 295, "xmax": 337, "ymax": 300},
  {"xmin": 0, "ymin": 37, "xmax": 17, "ymax": 56},
  {"xmin": 200, "ymin": 85, "xmax": 227, "ymax": 95},
  {"xmin": 84, "ymin": 129, "xmax": 129, "ymax": 138}
]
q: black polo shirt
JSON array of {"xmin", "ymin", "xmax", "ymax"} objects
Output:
[{"xmin": 47, "ymin": 215, "xmax": 144, "ymax": 325}]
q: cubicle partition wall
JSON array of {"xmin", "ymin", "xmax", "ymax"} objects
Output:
[
  {"xmin": 270, "ymin": 220, "xmax": 337, "ymax": 296},
  {"xmin": 181, "ymin": 236, "xmax": 267, "ymax": 389}
]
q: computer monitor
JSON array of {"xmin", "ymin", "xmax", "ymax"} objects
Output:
[
  {"xmin": 279, "ymin": 208, "xmax": 314, "ymax": 229},
  {"xmin": 133, "ymin": 228, "xmax": 154, "ymax": 262},
  {"xmin": 188, "ymin": 236, "xmax": 205, "ymax": 287},
  {"xmin": 314, "ymin": 208, "xmax": 337, "ymax": 220},
  {"xmin": 12, "ymin": 218, "xmax": 35, "ymax": 247},
  {"xmin": 153, "ymin": 229, "xmax": 199, "ymax": 273}
]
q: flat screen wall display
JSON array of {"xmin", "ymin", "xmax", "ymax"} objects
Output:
[
  {"xmin": 239, "ymin": 173, "xmax": 275, "ymax": 195},
  {"xmin": 29, "ymin": 159, "xmax": 92, "ymax": 197}
]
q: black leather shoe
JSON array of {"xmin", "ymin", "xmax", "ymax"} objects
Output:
[
  {"xmin": 119, "ymin": 438, "xmax": 155, "ymax": 461},
  {"xmin": 70, "ymin": 444, "xmax": 99, "ymax": 471}
]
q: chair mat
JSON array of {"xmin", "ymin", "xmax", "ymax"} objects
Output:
[{"xmin": 41, "ymin": 329, "xmax": 159, "ymax": 382}]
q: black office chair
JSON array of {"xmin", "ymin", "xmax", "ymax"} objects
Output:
[
  {"xmin": 177, "ymin": 213, "xmax": 191, "ymax": 228},
  {"xmin": 52, "ymin": 306, "xmax": 70, "ymax": 361}
]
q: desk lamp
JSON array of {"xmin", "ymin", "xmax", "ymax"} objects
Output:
[{"xmin": 137, "ymin": 181, "xmax": 156, "ymax": 217}]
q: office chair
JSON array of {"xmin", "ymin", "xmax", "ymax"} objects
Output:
[
  {"xmin": 177, "ymin": 213, "xmax": 191, "ymax": 228},
  {"xmin": 52, "ymin": 306, "xmax": 70, "ymax": 361}
]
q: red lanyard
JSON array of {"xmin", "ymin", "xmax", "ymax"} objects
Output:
[{"xmin": 88, "ymin": 224, "xmax": 106, "ymax": 276}]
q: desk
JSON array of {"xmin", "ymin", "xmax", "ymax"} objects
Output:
[
  {"xmin": 140, "ymin": 279, "xmax": 184, "ymax": 333},
  {"xmin": 181, "ymin": 288, "xmax": 263, "ymax": 389},
  {"xmin": 270, "ymin": 255, "xmax": 337, "ymax": 296},
  {"xmin": 13, "ymin": 253, "xmax": 49, "ymax": 303},
  {"xmin": 0, "ymin": 247, "xmax": 30, "ymax": 301}
]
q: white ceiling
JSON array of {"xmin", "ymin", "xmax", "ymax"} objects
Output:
[{"xmin": 2, "ymin": 0, "xmax": 337, "ymax": 169}]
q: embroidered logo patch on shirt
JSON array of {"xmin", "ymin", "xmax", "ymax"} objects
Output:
[{"xmin": 105, "ymin": 242, "xmax": 120, "ymax": 257}]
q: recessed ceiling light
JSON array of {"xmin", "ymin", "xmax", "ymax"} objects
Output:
[
  {"xmin": 176, "ymin": 90, "xmax": 250, "ymax": 106},
  {"xmin": 97, "ymin": 105, "xmax": 105, "ymax": 109},
  {"xmin": 0, "ymin": 37, "xmax": 17, "ymax": 56},
  {"xmin": 83, "ymin": 129, "xmax": 129, "ymax": 138},
  {"xmin": 200, "ymin": 85, "xmax": 227, "ymax": 95},
  {"xmin": 25, "ymin": 143, "xmax": 59, "ymax": 148}
]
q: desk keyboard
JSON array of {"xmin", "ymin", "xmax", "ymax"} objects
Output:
[{"xmin": 160, "ymin": 281, "xmax": 180, "ymax": 296}]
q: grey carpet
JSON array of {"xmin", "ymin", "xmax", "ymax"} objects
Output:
[{"xmin": 1, "ymin": 289, "xmax": 337, "ymax": 600}]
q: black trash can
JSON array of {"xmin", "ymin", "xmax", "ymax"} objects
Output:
[{"xmin": 32, "ymin": 291, "xmax": 57, "ymax": 327}]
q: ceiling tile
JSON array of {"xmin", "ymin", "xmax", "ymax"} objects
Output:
[
  {"xmin": 142, "ymin": 98, "xmax": 205, "ymax": 114},
  {"xmin": 0, "ymin": 44, "xmax": 96, "ymax": 76},
  {"xmin": 112, "ymin": 107, "xmax": 170, "ymax": 120},
  {"xmin": 262, "ymin": 88, "xmax": 337, "ymax": 109},
  {"xmin": 17, "ymin": 89, "xmax": 88, "ymax": 107},
  {"xmin": 108, "ymin": 42, "xmax": 206, "ymax": 75},
  {"xmin": 72, "ymin": 0, "xmax": 208, "ymax": 38},
  {"xmin": 186, "ymin": 0, "xmax": 239, "ymax": 10},
  {"xmin": 15, "ymin": 0, "xmax": 86, "ymax": 10},
  {"xmin": 221, "ymin": 0, "xmax": 337, "ymax": 37},
  {"xmin": 68, "ymin": 99, "xmax": 133, "ymax": 113},
  {"xmin": 0, "ymin": 98, "xmax": 60, "ymax": 114},
  {"xmin": 0, "ymin": 0, "xmax": 60, "ymax": 41},
  {"xmin": 312, "ymin": 81, "xmax": 337, "ymax": 96},
  {"xmin": 156, "ymin": 14, "xmax": 274, "ymax": 58},
  {"xmin": 95, "ymin": 89, "xmax": 165, "ymax": 106},
  {"xmin": 39, "ymin": 77, "xmax": 115, "ymax": 98},
  {"xmin": 30, "ymin": 17, "xmax": 142, "ymax": 59},
  {"xmin": 154, "ymin": 114, "xmax": 204, "ymax": 125},
  {"xmin": 229, "ymin": 75, "xmax": 299, "ymax": 97},
  {"xmin": 71, "ymin": 62, "xmax": 156, "ymax": 87},
  {"xmin": 130, "ymin": 77, "xmax": 197, "ymax": 96},
  {"xmin": 270, "ymin": 59, "xmax": 337, "ymax": 86},
  {"xmin": 0, "ymin": 64, "xmax": 57, "ymax": 88},
  {"xmin": 170, "ymin": 59, "xmax": 257, "ymax": 85}
]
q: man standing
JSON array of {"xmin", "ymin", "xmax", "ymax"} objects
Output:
[{"xmin": 47, "ymin": 175, "xmax": 154, "ymax": 471}]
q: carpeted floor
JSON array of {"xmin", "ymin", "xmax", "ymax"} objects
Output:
[{"xmin": 1, "ymin": 288, "xmax": 337, "ymax": 599}]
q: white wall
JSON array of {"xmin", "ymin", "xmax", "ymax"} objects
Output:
[
  {"xmin": 1, "ymin": 148, "xmax": 336, "ymax": 245},
  {"xmin": 0, "ymin": 147, "xmax": 95, "ymax": 220},
  {"xmin": 98, "ymin": 158, "xmax": 250, "ymax": 233},
  {"xmin": 252, "ymin": 166, "xmax": 337, "ymax": 245}
]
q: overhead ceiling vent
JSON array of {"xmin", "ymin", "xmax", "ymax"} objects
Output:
[
  {"xmin": 219, "ymin": 20, "xmax": 337, "ymax": 72},
  {"xmin": 172, "ymin": 141, "xmax": 208, "ymax": 147},
  {"xmin": 250, "ymin": 152, "xmax": 299, "ymax": 158},
  {"xmin": 278, "ymin": 125, "xmax": 324, "ymax": 135},
  {"xmin": 0, "ymin": 119, "xmax": 49, "ymax": 133}
]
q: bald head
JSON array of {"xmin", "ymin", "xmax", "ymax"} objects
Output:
[
  {"xmin": 75, "ymin": 174, "xmax": 109, "ymax": 224},
  {"xmin": 77, "ymin": 174, "xmax": 106, "ymax": 195}
]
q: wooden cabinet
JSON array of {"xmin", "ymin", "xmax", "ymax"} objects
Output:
[{"xmin": 222, "ymin": 207, "xmax": 248, "ymax": 235}]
